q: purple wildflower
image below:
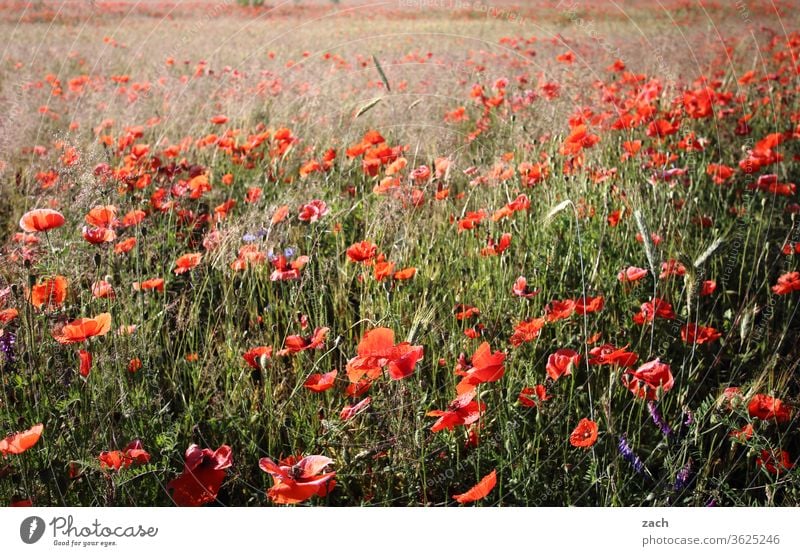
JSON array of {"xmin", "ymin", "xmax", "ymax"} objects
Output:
[
  {"xmin": 647, "ymin": 401, "xmax": 672, "ymax": 437},
  {"xmin": 0, "ymin": 330, "xmax": 16, "ymax": 366},
  {"xmin": 674, "ymin": 460, "xmax": 692, "ymax": 491},
  {"xmin": 618, "ymin": 435, "xmax": 649, "ymax": 477}
]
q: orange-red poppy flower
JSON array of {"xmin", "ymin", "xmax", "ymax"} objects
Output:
[
  {"xmin": 91, "ymin": 280, "xmax": 115, "ymax": 299},
  {"xmin": 518, "ymin": 385, "xmax": 550, "ymax": 407},
  {"xmin": 270, "ymin": 254, "xmax": 309, "ymax": 281},
  {"xmin": 546, "ymin": 348, "xmax": 580, "ymax": 381},
  {"xmin": 509, "ymin": 317, "xmax": 546, "ymax": 346},
  {"xmin": 0, "ymin": 423, "xmax": 43, "ymax": 456},
  {"xmin": 545, "ymin": 299, "xmax": 576, "ymax": 322},
  {"xmin": 512, "ymin": 276, "xmax": 538, "ymax": 298},
  {"xmin": 340, "ymin": 396, "xmax": 371, "ymax": 420},
  {"xmin": 0, "ymin": 308, "xmax": 19, "ymax": 324},
  {"xmin": 19, "ymin": 209, "xmax": 65, "ymax": 233},
  {"xmin": 303, "ymin": 369, "xmax": 337, "ymax": 392},
  {"xmin": 28, "ymin": 275, "xmax": 68, "ymax": 309},
  {"xmin": 243, "ymin": 346, "xmax": 273, "ymax": 369},
  {"xmin": 633, "ymin": 298, "xmax": 676, "ymax": 324},
  {"xmin": 167, "ymin": 444, "xmax": 232, "ymax": 506},
  {"xmin": 772, "ymin": 271, "xmax": 800, "ymax": 295},
  {"xmin": 278, "ymin": 327, "xmax": 329, "ymax": 355},
  {"xmin": 259, "ymin": 454, "xmax": 335, "ymax": 504},
  {"xmin": 428, "ymin": 390, "xmax": 485, "ymax": 432},
  {"xmin": 393, "ymin": 267, "xmax": 416, "ymax": 280},
  {"xmin": 346, "ymin": 327, "xmax": 424, "ymax": 382},
  {"xmin": 53, "ymin": 313, "xmax": 111, "ymax": 344},
  {"xmin": 297, "ymin": 199, "xmax": 329, "ymax": 223},
  {"xmin": 85, "ymin": 205, "xmax": 118, "ymax": 228},
  {"xmin": 82, "ymin": 226, "xmax": 116, "ymax": 244},
  {"xmin": 136, "ymin": 278, "xmax": 164, "ymax": 292},
  {"xmin": 99, "ymin": 440, "xmax": 150, "ymax": 471},
  {"xmin": 570, "ymin": 418, "xmax": 598, "ymax": 448},
  {"xmin": 174, "ymin": 252, "xmax": 202, "ymax": 275},
  {"xmin": 588, "ymin": 344, "xmax": 638, "ymax": 367},
  {"xmin": 346, "ymin": 240, "xmax": 378, "ymax": 263},
  {"xmin": 617, "ymin": 266, "xmax": 647, "ymax": 282},
  {"xmin": 114, "ymin": 237, "xmax": 137, "ymax": 254},
  {"xmin": 622, "ymin": 359, "xmax": 674, "ymax": 400},
  {"xmin": 748, "ymin": 394, "xmax": 791, "ymax": 423},
  {"xmin": 681, "ymin": 324, "xmax": 722, "ymax": 345},
  {"xmin": 756, "ymin": 449, "xmax": 794, "ymax": 475},
  {"xmin": 78, "ymin": 350, "xmax": 92, "ymax": 377},
  {"xmin": 452, "ymin": 470, "xmax": 496, "ymax": 504},
  {"xmin": 271, "ymin": 205, "xmax": 289, "ymax": 225},
  {"xmin": 455, "ymin": 342, "xmax": 506, "ymax": 394}
]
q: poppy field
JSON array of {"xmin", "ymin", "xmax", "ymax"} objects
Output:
[{"xmin": 1, "ymin": 0, "xmax": 800, "ymax": 507}]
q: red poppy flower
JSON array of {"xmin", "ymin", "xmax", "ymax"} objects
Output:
[
  {"xmin": 756, "ymin": 449, "xmax": 793, "ymax": 475},
  {"xmin": 428, "ymin": 391, "xmax": 485, "ymax": 432},
  {"xmin": 270, "ymin": 254, "xmax": 309, "ymax": 281},
  {"xmin": 114, "ymin": 237, "xmax": 137, "ymax": 254},
  {"xmin": 0, "ymin": 308, "xmax": 19, "ymax": 324},
  {"xmin": 622, "ymin": 359, "xmax": 674, "ymax": 400},
  {"xmin": 53, "ymin": 313, "xmax": 112, "ymax": 344},
  {"xmin": 575, "ymin": 295, "xmax": 604, "ymax": 314},
  {"xmin": 748, "ymin": 394, "xmax": 792, "ymax": 423},
  {"xmin": 660, "ymin": 259, "xmax": 687, "ymax": 279},
  {"xmin": 174, "ymin": 253, "xmax": 202, "ymax": 275},
  {"xmin": 346, "ymin": 328, "xmax": 424, "ymax": 382},
  {"xmin": 121, "ymin": 209, "xmax": 146, "ymax": 227},
  {"xmin": 454, "ymin": 304, "xmax": 480, "ymax": 320},
  {"xmin": 618, "ymin": 266, "xmax": 648, "ymax": 283},
  {"xmin": 681, "ymin": 324, "xmax": 722, "ymax": 345},
  {"xmin": 729, "ymin": 423, "xmax": 754, "ymax": 442},
  {"xmin": 512, "ymin": 276, "xmax": 538, "ymax": 298},
  {"xmin": 452, "ymin": 470, "xmax": 496, "ymax": 504},
  {"xmin": 82, "ymin": 226, "xmax": 117, "ymax": 244},
  {"xmin": 259, "ymin": 455, "xmax": 335, "ymax": 505},
  {"xmin": 518, "ymin": 384, "xmax": 550, "ymax": 407},
  {"xmin": 546, "ymin": 348, "xmax": 580, "ymax": 381},
  {"xmin": 91, "ymin": 280, "xmax": 115, "ymax": 299},
  {"xmin": 633, "ymin": 298, "xmax": 676, "ymax": 324},
  {"xmin": 772, "ymin": 271, "xmax": 800, "ymax": 295},
  {"xmin": 700, "ymin": 280, "xmax": 717, "ymax": 296},
  {"xmin": 167, "ymin": 444, "xmax": 232, "ymax": 506},
  {"xmin": 373, "ymin": 256, "xmax": 395, "ymax": 281},
  {"xmin": 569, "ymin": 418, "xmax": 598, "ymax": 448},
  {"xmin": 393, "ymin": 267, "xmax": 416, "ymax": 280},
  {"xmin": 99, "ymin": 440, "xmax": 150, "ymax": 471},
  {"xmin": 78, "ymin": 350, "xmax": 92, "ymax": 377},
  {"xmin": 271, "ymin": 205, "xmax": 289, "ymax": 225},
  {"xmin": 588, "ymin": 344, "xmax": 638, "ymax": 367},
  {"xmin": 456, "ymin": 342, "xmax": 506, "ymax": 394},
  {"xmin": 19, "ymin": 209, "xmax": 65, "ymax": 233},
  {"xmin": 480, "ymin": 233, "xmax": 512, "ymax": 256},
  {"xmin": 346, "ymin": 240, "xmax": 378, "ymax": 263},
  {"xmin": 0, "ymin": 423, "xmax": 43, "ymax": 456},
  {"xmin": 85, "ymin": 205, "xmax": 118, "ymax": 228},
  {"xmin": 279, "ymin": 327, "xmax": 329, "ymax": 355},
  {"xmin": 136, "ymin": 278, "xmax": 164, "ymax": 292},
  {"xmin": 340, "ymin": 396, "xmax": 371, "ymax": 420},
  {"xmin": 545, "ymin": 299, "xmax": 576, "ymax": 322},
  {"xmin": 28, "ymin": 276, "xmax": 68, "ymax": 309},
  {"xmin": 509, "ymin": 317, "xmax": 546, "ymax": 346},
  {"xmin": 127, "ymin": 358, "xmax": 142, "ymax": 373},
  {"xmin": 303, "ymin": 369, "xmax": 337, "ymax": 392},
  {"xmin": 243, "ymin": 346, "xmax": 273, "ymax": 369},
  {"xmin": 297, "ymin": 200, "xmax": 329, "ymax": 223}
]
